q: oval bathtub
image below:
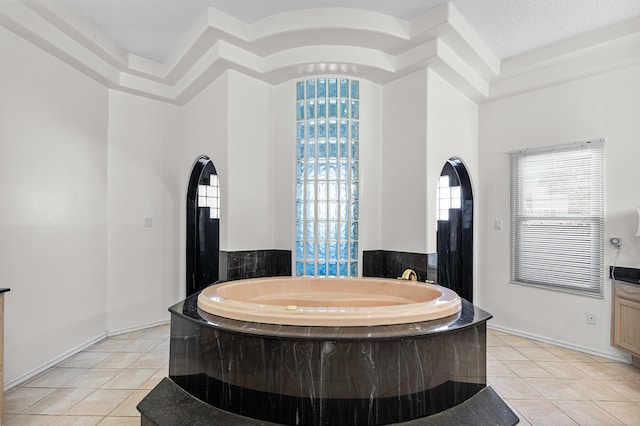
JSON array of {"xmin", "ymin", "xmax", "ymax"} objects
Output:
[{"xmin": 197, "ymin": 276, "xmax": 461, "ymax": 326}]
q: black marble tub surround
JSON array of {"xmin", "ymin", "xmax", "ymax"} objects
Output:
[
  {"xmin": 610, "ymin": 266, "xmax": 640, "ymax": 285},
  {"xmin": 138, "ymin": 378, "xmax": 518, "ymax": 426},
  {"xmin": 219, "ymin": 249, "xmax": 291, "ymax": 281},
  {"xmin": 167, "ymin": 293, "xmax": 492, "ymax": 425},
  {"xmin": 138, "ymin": 378, "xmax": 281, "ymax": 426},
  {"xmin": 363, "ymin": 250, "xmax": 437, "ymax": 283}
]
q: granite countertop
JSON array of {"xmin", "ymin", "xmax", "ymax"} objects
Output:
[
  {"xmin": 0, "ymin": 288, "xmax": 9, "ymax": 293},
  {"xmin": 610, "ymin": 266, "xmax": 640, "ymax": 286}
]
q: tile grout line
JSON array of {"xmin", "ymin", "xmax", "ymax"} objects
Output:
[{"xmin": 487, "ymin": 329, "xmax": 640, "ymax": 425}]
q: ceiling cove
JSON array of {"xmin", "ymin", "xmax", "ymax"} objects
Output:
[{"xmin": 1, "ymin": 1, "xmax": 639, "ymax": 105}]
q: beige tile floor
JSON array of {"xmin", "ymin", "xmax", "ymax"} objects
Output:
[
  {"xmin": 2, "ymin": 324, "xmax": 640, "ymax": 425},
  {"xmin": 3, "ymin": 324, "xmax": 170, "ymax": 426},
  {"xmin": 488, "ymin": 328, "xmax": 640, "ymax": 425}
]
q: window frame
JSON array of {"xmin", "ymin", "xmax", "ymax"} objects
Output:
[{"xmin": 510, "ymin": 139, "xmax": 604, "ymax": 298}]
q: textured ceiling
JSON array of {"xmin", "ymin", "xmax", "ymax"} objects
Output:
[{"xmin": 65, "ymin": 0, "xmax": 640, "ymax": 63}]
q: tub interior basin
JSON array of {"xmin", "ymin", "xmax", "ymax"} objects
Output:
[{"xmin": 197, "ymin": 277, "xmax": 461, "ymax": 326}]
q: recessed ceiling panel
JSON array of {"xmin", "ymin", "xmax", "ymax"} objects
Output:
[{"xmin": 65, "ymin": 0, "xmax": 640, "ymax": 63}]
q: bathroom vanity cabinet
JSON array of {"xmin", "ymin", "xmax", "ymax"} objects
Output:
[{"xmin": 612, "ymin": 281, "xmax": 640, "ymax": 367}]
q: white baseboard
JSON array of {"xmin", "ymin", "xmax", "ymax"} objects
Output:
[
  {"xmin": 106, "ymin": 318, "xmax": 170, "ymax": 337},
  {"xmin": 4, "ymin": 332, "xmax": 107, "ymax": 391},
  {"xmin": 488, "ymin": 324, "xmax": 632, "ymax": 363},
  {"xmin": 5, "ymin": 319, "xmax": 171, "ymax": 391}
]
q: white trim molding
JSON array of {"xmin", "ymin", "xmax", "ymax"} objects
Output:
[
  {"xmin": 0, "ymin": 1, "xmax": 494, "ymax": 104},
  {"xmin": 1, "ymin": 1, "xmax": 639, "ymax": 104},
  {"xmin": 4, "ymin": 332, "xmax": 106, "ymax": 391},
  {"xmin": 488, "ymin": 324, "xmax": 632, "ymax": 364},
  {"xmin": 106, "ymin": 319, "xmax": 170, "ymax": 338},
  {"xmin": 4, "ymin": 319, "xmax": 170, "ymax": 391}
]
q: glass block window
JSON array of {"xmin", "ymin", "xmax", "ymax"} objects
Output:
[
  {"xmin": 296, "ymin": 78, "xmax": 359, "ymax": 277},
  {"xmin": 198, "ymin": 174, "xmax": 220, "ymax": 219},
  {"xmin": 436, "ymin": 175, "xmax": 461, "ymax": 221}
]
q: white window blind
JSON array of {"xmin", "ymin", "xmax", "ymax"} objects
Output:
[{"xmin": 510, "ymin": 139, "xmax": 604, "ymax": 297}]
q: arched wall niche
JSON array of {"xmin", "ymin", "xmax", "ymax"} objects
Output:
[
  {"xmin": 436, "ymin": 157, "xmax": 474, "ymax": 302},
  {"xmin": 186, "ymin": 155, "xmax": 220, "ymax": 297}
]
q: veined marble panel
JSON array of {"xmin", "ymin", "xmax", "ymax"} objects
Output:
[{"xmin": 168, "ymin": 293, "xmax": 490, "ymax": 425}]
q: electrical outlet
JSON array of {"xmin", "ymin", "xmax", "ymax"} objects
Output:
[{"xmin": 586, "ymin": 312, "xmax": 597, "ymax": 325}]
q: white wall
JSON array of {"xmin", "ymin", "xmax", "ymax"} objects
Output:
[
  {"xmin": 178, "ymin": 73, "xmax": 230, "ymax": 245},
  {"xmin": 0, "ymin": 46, "xmax": 232, "ymax": 383},
  {"xmin": 478, "ymin": 63, "xmax": 640, "ymax": 358},
  {"xmin": 425, "ymin": 69, "xmax": 479, "ymax": 297},
  {"xmin": 107, "ymin": 71, "xmax": 267, "ymax": 331},
  {"xmin": 378, "ymin": 69, "xmax": 479, "ymax": 257},
  {"xmin": 106, "ymin": 90, "xmax": 181, "ymax": 331},
  {"xmin": 358, "ymin": 80, "xmax": 384, "ymax": 256},
  {"xmin": 381, "ymin": 70, "xmax": 428, "ymax": 252},
  {"xmin": 226, "ymin": 72, "xmax": 274, "ymax": 250},
  {"xmin": 0, "ymin": 26, "xmax": 109, "ymax": 385},
  {"xmin": 169, "ymin": 72, "xmax": 229, "ymax": 298},
  {"xmin": 425, "ymin": 69, "xmax": 479, "ymax": 253},
  {"xmin": 271, "ymin": 80, "xmax": 296, "ymax": 251}
]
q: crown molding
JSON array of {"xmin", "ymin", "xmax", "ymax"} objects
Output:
[
  {"xmin": 500, "ymin": 14, "xmax": 640, "ymax": 78},
  {"xmin": 1, "ymin": 1, "xmax": 639, "ymax": 105},
  {"xmin": 488, "ymin": 14, "xmax": 640, "ymax": 101},
  {"xmin": 0, "ymin": 0, "xmax": 496, "ymax": 104},
  {"xmin": 0, "ymin": 1, "xmax": 119, "ymax": 85},
  {"xmin": 490, "ymin": 32, "xmax": 640, "ymax": 101}
]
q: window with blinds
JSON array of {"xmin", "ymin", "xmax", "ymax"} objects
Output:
[{"xmin": 510, "ymin": 139, "xmax": 604, "ymax": 297}]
